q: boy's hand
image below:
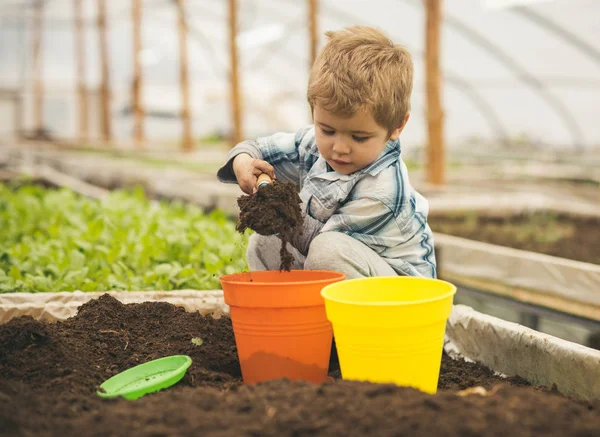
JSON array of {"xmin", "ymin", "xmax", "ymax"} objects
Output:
[{"xmin": 232, "ymin": 153, "xmax": 275, "ymax": 194}]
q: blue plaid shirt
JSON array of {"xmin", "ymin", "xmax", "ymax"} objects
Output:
[{"xmin": 217, "ymin": 125, "xmax": 436, "ymax": 278}]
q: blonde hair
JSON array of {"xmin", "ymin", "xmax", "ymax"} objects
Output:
[{"xmin": 307, "ymin": 26, "xmax": 413, "ymax": 133}]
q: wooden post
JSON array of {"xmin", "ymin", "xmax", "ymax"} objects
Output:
[
  {"xmin": 132, "ymin": 0, "xmax": 144, "ymax": 148},
  {"xmin": 74, "ymin": 0, "xmax": 88, "ymax": 142},
  {"xmin": 97, "ymin": 0, "xmax": 112, "ymax": 142},
  {"xmin": 228, "ymin": 0, "xmax": 242, "ymax": 146},
  {"xmin": 32, "ymin": 0, "xmax": 44, "ymax": 134},
  {"xmin": 308, "ymin": 0, "xmax": 318, "ymax": 68},
  {"xmin": 15, "ymin": 94, "xmax": 24, "ymax": 137},
  {"xmin": 176, "ymin": 0, "xmax": 193, "ymax": 152},
  {"xmin": 425, "ymin": 0, "xmax": 445, "ymax": 186}
]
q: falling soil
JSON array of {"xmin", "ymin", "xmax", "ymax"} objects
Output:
[
  {"xmin": 1, "ymin": 295, "xmax": 598, "ymax": 437},
  {"xmin": 236, "ymin": 180, "xmax": 303, "ymax": 271},
  {"xmin": 430, "ymin": 211, "xmax": 600, "ymax": 265}
]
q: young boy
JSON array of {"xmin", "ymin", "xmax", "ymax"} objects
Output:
[{"xmin": 217, "ymin": 26, "xmax": 436, "ymax": 279}]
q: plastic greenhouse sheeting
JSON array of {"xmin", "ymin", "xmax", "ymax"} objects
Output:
[{"xmin": 0, "ymin": 0, "xmax": 598, "ymax": 149}]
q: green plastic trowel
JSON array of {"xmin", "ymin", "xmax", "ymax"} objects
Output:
[{"xmin": 96, "ymin": 355, "xmax": 192, "ymax": 400}]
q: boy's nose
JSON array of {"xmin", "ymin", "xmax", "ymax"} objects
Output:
[{"xmin": 332, "ymin": 140, "xmax": 350, "ymax": 154}]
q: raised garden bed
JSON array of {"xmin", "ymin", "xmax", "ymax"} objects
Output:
[
  {"xmin": 430, "ymin": 211, "xmax": 600, "ymax": 265},
  {"xmin": 430, "ymin": 210, "xmax": 600, "ymax": 324},
  {"xmin": 1, "ymin": 295, "xmax": 598, "ymax": 436}
]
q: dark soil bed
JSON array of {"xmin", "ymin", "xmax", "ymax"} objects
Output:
[
  {"xmin": 1, "ymin": 295, "xmax": 598, "ymax": 436},
  {"xmin": 430, "ymin": 211, "xmax": 600, "ymax": 265}
]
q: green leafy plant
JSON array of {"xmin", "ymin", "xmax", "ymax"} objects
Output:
[
  {"xmin": 0, "ymin": 184, "xmax": 248, "ymax": 293},
  {"xmin": 191, "ymin": 337, "xmax": 204, "ymax": 346}
]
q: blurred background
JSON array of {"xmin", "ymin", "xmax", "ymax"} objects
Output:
[{"xmin": 1, "ymin": 0, "xmax": 599, "ymax": 158}]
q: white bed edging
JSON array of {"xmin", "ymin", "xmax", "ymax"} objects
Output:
[
  {"xmin": 435, "ymin": 232, "xmax": 600, "ymax": 320},
  {"xmin": 446, "ymin": 304, "xmax": 600, "ymax": 401},
  {"xmin": 0, "ymin": 290, "xmax": 228, "ymax": 323}
]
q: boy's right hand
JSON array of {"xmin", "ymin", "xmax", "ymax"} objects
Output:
[{"xmin": 232, "ymin": 153, "xmax": 275, "ymax": 194}]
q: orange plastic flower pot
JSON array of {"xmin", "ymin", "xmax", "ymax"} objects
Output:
[{"xmin": 220, "ymin": 270, "xmax": 345, "ymax": 384}]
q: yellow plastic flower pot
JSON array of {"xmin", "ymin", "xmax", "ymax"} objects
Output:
[{"xmin": 321, "ymin": 276, "xmax": 456, "ymax": 394}]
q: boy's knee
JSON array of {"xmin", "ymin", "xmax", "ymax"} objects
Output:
[
  {"xmin": 246, "ymin": 233, "xmax": 262, "ymax": 255},
  {"xmin": 246, "ymin": 233, "xmax": 280, "ymax": 271},
  {"xmin": 304, "ymin": 232, "xmax": 347, "ymax": 270},
  {"xmin": 248, "ymin": 233, "xmax": 277, "ymax": 249},
  {"xmin": 248, "ymin": 233, "xmax": 283, "ymax": 257}
]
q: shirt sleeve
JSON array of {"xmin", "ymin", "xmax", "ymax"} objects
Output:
[
  {"xmin": 216, "ymin": 126, "xmax": 315, "ymax": 185},
  {"xmin": 320, "ymin": 197, "xmax": 397, "ymax": 253}
]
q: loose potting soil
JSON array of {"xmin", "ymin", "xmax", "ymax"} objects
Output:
[
  {"xmin": 236, "ymin": 180, "xmax": 304, "ymax": 271},
  {"xmin": 1, "ymin": 295, "xmax": 598, "ymax": 437}
]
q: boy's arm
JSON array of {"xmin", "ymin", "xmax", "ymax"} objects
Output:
[
  {"xmin": 217, "ymin": 126, "xmax": 315, "ymax": 186},
  {"xmin": 216, "ymin": 139, "xmax": 261, "ymax": 184}
]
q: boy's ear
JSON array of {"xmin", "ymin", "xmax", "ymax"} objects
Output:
[{"xmin": 389, "ymin": 113, "xmax": 410, "ymax": 141}]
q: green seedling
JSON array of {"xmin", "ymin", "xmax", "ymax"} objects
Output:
[{"xmin": 0, "ymin": 184, "xmax": 248, "ymax": 293}]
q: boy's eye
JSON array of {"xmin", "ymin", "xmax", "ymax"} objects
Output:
[
  {"xmin": 321, "ymin": 128, "xmax": 335, "ymax": 136},
  {"xmin": 352, "ymin": 136, "xmax": 369, "ymax": 143}
]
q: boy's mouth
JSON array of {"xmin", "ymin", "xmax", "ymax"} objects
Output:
[{"xmin": 332, "ymin": 159, "xmax": 351, "ymax": 166}]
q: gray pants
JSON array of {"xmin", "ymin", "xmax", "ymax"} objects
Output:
[{"xmin": 247, "ymin": 232, "xmax": 397, "ymax": 279}]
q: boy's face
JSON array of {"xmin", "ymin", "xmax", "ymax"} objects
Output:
[{"xmin": 313, "ymin": 105, "xmax": 407, "ymax": 175}]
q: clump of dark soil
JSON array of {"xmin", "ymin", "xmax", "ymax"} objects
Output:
[
  {"xmin": 1, "ymin": 295, "xmax": 598, "ymax": 437},
  {"xmin": 236, "ymin": 180, "xmax": 303, "ymax": 270},
  {"xmin": 430, "ymin": 211, "xmax": 600, "ymax": 265}
]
